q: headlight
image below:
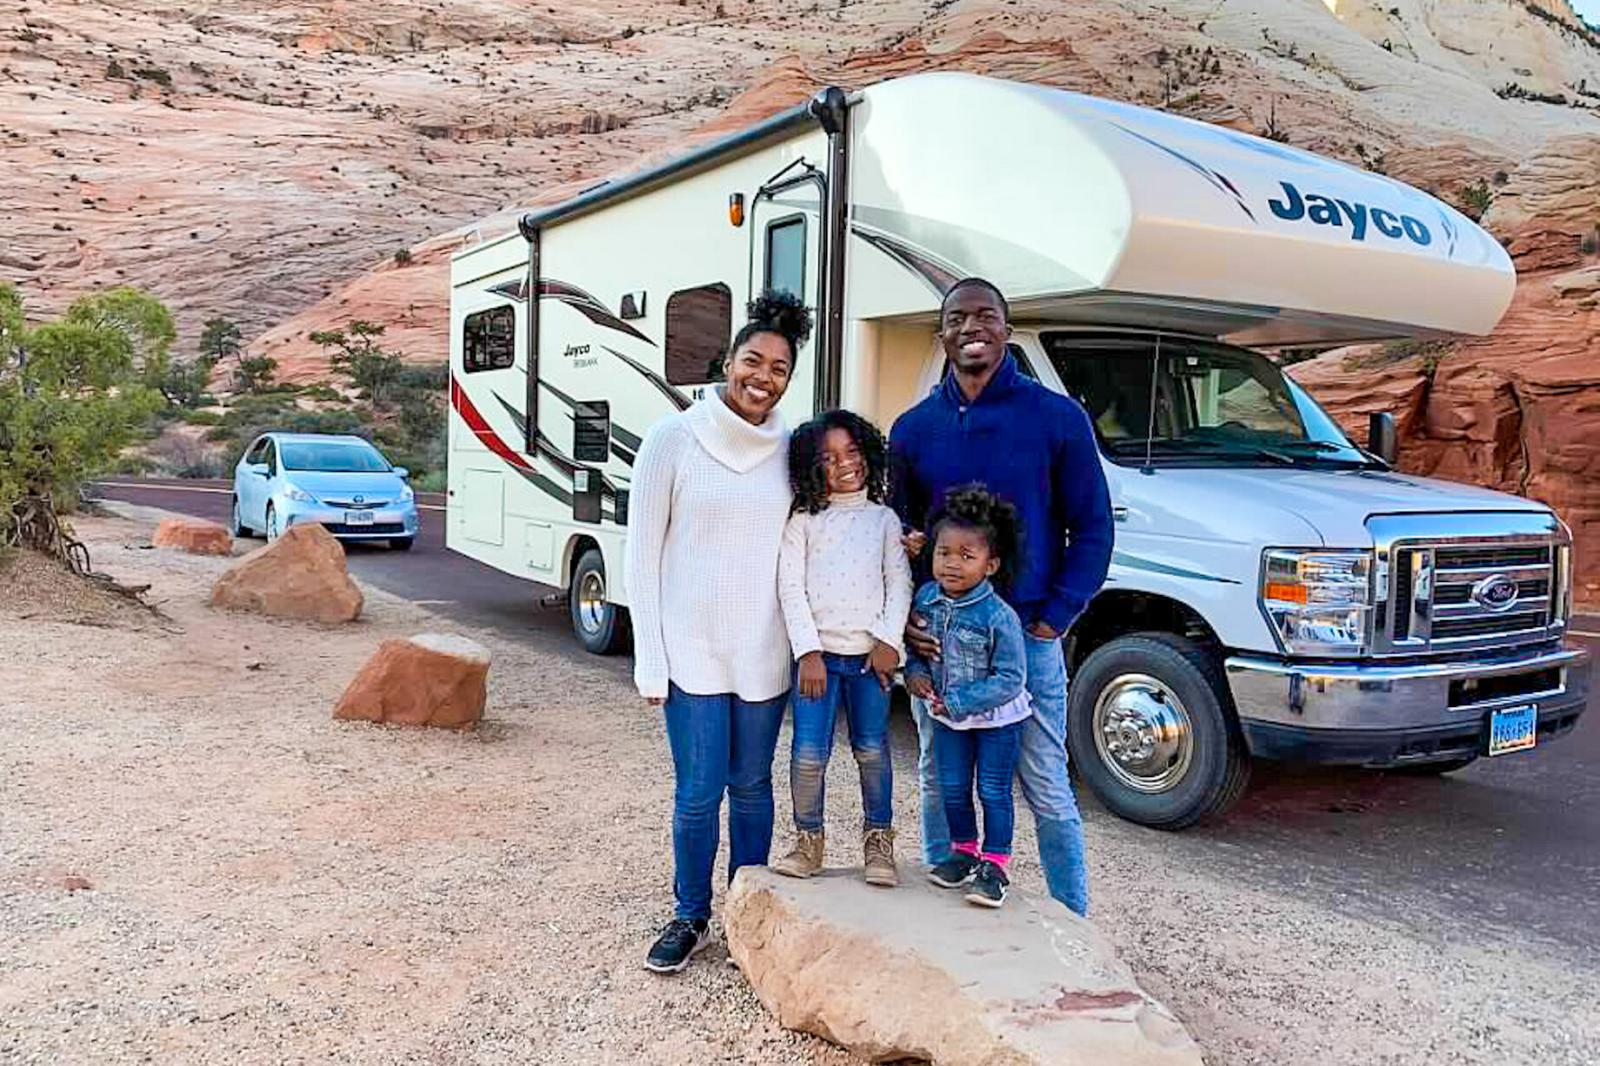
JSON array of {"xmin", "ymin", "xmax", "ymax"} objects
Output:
[
  {"xmin": 283, "ymin": 484, "xmax": 317, "ymax": 504},
  {"xmin": 399, "ymin": 482, "xmax": 415, "ymax": 501},
  {"xmin": 1261, "ymin": 550, "xmax": 1372, "ymax": 655}
]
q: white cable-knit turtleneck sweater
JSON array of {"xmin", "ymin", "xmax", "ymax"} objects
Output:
[
  {"xmin": 777, "ymin": 490, "xmax": 913, "ymax": 662},
  {"xmin": 625, "ymin": 392, "xmax": 793, "ymax": 701}
]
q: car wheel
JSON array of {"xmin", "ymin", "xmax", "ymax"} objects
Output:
[
  {"xmin": 231, "ymin": 496, "xmax": 253, "ymax": 537},
  {"xmin": 1066, "ymin": 632, "xmax": 1250, "ymax": 830},
  {"xmin": 390, "ymin": 537, "xmax": 414, "ymax": 552},
  {"xmin": 1391, "ymin": 756, "xmax": 1478, "ymax": 775},
  {"xmin": 265, "ymin": 503, "xmax": 280, "ymax": 542},
  {"xmin": 569, "ymin": 548, "xmax": 632, "ymax": 655}
]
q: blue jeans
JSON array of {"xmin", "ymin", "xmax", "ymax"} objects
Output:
[
  {"xmin": 913, "ymin": 633, "xmax": 1090, "ymax": 914},
  {"xmin": 789, "ymin": 652, "xmax": 893, "ymax": 832},
  {"xmin": 663, "ymin": 683, "xmax": 788, "ymax": 921},
  {"xmin": 931, "ymin": 719, "xmax": 1023, "ymax": 856}
]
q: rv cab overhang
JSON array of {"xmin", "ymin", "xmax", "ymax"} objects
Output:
[{"xmin": 446, "ymin": 72, "xmax": 1587, "ymax": 829}]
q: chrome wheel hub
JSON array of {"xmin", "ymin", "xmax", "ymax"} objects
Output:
[
  {"xmin": 577, "ymin": 569, "xmax": 607, "ymax": 635},
  {"xmin": 1092, "ymin": 673, "xmax": 1194, "ymax": 793}
]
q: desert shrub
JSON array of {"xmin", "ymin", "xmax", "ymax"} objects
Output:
[
  {"xmin": 1459, "ymin": 179, "xmax": 1494, "ymax": 221},
  {"xmin": 0, "ymin": 283, "xmax": 165, "ymax": 550}
]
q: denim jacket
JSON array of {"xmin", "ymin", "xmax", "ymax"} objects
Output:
[{"xmin": 903, "ymin": 579, "xmax": 1028, "ymax": 725}]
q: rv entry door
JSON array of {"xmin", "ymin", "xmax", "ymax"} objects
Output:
[{"xmin": 748, "ymin": 162, "xmax": 824, "ymax": 416}]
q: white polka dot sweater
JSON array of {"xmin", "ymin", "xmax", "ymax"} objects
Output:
[{"xmin": 777, "ymin": 489, "xmax": 914, "ymax": 662}]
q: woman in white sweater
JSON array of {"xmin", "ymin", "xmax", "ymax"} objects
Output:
[{"xmin": 625, "ymin": 292, "xmax": 812, "ymax": 975}]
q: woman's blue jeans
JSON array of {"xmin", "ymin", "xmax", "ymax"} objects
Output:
[
  {"xmin": 789, "ymin": 652, "xmax": 893, "ymax": 832},
  {"xmin": 931, "ymin": 718, "xmax": 1023, "ymax": 856},
  {"xmin": 663, "ymin": 683, "xmax": 788, "ymax": 922}
]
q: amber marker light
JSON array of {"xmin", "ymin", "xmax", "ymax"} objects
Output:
[{"xmin": 729, "ymin": 193, "xmax": 745, "ymax": 227}]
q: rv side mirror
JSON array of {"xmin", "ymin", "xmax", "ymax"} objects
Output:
[{"xmin": 1368, "ymin": 411, "xmax": 1398, "ymax": 465}]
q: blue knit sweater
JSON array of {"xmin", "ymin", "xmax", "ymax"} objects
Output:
[{"xmin": 889, "ymin": 354, "xmax": 1113, "ymax": 634}]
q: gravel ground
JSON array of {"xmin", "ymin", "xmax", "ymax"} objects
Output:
[{"xmin": 2, "ymin": 513, "xmax": 1595, "ymax": 1065}]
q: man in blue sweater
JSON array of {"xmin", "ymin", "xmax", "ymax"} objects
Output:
[{"xmin": 890, "ymin": 277, "xmax": 1113, "ymax": 915}]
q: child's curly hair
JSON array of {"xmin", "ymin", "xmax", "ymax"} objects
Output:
[
  {"xmin": 931, "ymin": 484, "xmax": 1023, "ymax": 590},
  {"xmin": 788, "ymin": 409, "xmax": 889, "ymax": 515},
  {"xmin": 732, "ymin": 289, "xmax": 814, "ymax": 361}
]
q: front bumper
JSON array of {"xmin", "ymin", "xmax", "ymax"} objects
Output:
[
  {"xmin": 1225, "ymin": 643, "xmax": 1590, "ymax": 767},
  {"xmin": 281, "ymin": 502, "xmax": 419, "ymax": 540}
]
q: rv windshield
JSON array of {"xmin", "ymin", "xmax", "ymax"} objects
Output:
[{"xmin": 1042, "ymin": 331, "xmax": 1373, "ymax": 468}]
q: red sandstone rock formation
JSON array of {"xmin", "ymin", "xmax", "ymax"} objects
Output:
[
  {"xmin": 209, "ymin": 524, "xmax": 363, "ymax": 623},
  {"xmin": 333, "ymin": 633, "xmax": 490, "ymax": 730},
  {"xmin": 152, "ymin": 517, "xmax": 235, "ymax": 556}
]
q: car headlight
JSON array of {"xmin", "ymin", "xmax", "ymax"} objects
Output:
[
  {"xmin": 1261, "ymin": 550, "xmax": 1372, "ymax": 655},
  {"xmin": 399, "ymin": 482, "xmax": 415, "ymax": 501},
  {"xmin": 283, "ymin": 484, "xmax": 317, "ymax": 504}
]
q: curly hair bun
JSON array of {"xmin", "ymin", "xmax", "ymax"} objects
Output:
[
  {"xmin": 942, "ymin": 484, "xmax": 1016, "ymax": 529},
  {"xmin": 747, "ymin": 289, "xmax": 814, "ymax": 350}
]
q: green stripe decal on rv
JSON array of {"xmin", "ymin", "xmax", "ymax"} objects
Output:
[{"xmin": 1112, "ymin": 551, "xmax": 1240, "ymax": 585}]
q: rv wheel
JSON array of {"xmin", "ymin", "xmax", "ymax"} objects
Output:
[
  {"xmin": 570, "ymin": 548, "xmax": 632, "ymax": 656},
  {"xmin": 1066, "ymin": 632, "xmax": 1250, "ymax": 830}
]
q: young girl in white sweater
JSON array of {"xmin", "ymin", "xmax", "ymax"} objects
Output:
[{"xmin": 773, "ymin": 410, "xmax": 913, "ymax": 886}]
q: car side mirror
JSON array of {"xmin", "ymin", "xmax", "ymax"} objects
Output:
[
  {"xmin": 392, "ymin": 466, "xmax": 410, "ymax": 480},
  {"xmin": 1367, "ymin": 411, "xmax": 1398, "ymax": 466},
  {"xmin": 249, "ymin": 463, "xmax": 270, "ymax": 478}
]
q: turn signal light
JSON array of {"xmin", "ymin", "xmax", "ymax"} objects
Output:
[
  {"xmin": 729, "ymin": 193, "xmax": 745, "ymax": 227},
  {"xmin": 1264, "ymin": 582, "xmax": 1309, "ymax": 605}
]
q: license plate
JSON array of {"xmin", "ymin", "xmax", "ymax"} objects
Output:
[
  {"xmin": 1487, "ymin": 704, "xmax": 1537, "ymax": 756},
  {"xmin": 345, "ymin": 510, "xmax": 375, "ymax": 526}
]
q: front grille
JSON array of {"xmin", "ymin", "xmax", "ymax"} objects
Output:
[
  {"xmin": 322, "ymin": 521, "xmax": 407, "ymax": 535},
  {"xmin": 322, "ymin": 498, "xmax": 391, "ymax": 509},
  {"xmin": 1431, "ymin": 610, "xmax": 1549, "ymax": 640},
  {"xmin": 1371, "ymin": 518, "xmax": 1568, "ymax": 656}
]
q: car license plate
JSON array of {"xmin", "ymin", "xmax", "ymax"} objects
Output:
[
  {"xmin": 345, "ymin": 510, "xmax": 375, "ymax": 527},
  {"xmin": 1487, "ymin": 704, "xmax": 1537, "ymax": 757}
]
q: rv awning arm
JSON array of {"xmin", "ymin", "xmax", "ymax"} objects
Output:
[{"xmin": 518, "ymin": 89, "xmax": 845, "ymax": 236}]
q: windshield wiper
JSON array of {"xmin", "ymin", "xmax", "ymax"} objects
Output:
[
  {"xmin": 1110, "ymin": 438, "xmax": 1296, "ymax": 465},
  {"xmin": 1271, "ymin": 439, "xmax": 1389, "ymax": 468}
]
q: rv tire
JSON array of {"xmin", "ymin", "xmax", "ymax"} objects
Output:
[
  {"xmin": 1066, "ymin": 631, "xmax": 1249, "ymax": 830},
  {"xmin": 570, "ymin": 548, "xmax": 631, "ymax": 656}
]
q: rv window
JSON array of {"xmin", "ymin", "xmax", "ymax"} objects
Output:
[
  {"xmin": 665, "ymin": 283, "xmax": 732, "ymax": 385},
  {"xmin": 464, "ymin": 306, "xmax": 516, "ymax": 373},
  {"xmin": 764, "ymin": 217, "xmax": 807, "ymax": 299}
]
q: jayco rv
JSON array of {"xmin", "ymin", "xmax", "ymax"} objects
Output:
[{"xmin": 447, "ymin": 73, "xmax": 1588, "ymax": 828}]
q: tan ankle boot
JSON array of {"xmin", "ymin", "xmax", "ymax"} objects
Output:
[
  {"xmin": 863, "ymin": 826, "xmax": 898, "ymax": 887},
  {"xmin": 771, "ymin": 829, "xmax": 825, "ymax": 878}
]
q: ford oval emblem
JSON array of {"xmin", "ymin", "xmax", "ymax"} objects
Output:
[{"xmin": 1471, "ymin": 574, "xmax": 1520, "ymax": 613}]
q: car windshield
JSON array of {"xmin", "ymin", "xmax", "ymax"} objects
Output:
[
  {"xmin": 1042, "ymin": 332, "xmax": 1374, "ymax": 468},
  {"xmin": 278, "ymin": 441, "xmax": 390, "ymax": 473}
]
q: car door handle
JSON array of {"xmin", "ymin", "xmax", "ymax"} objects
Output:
[{"xmin": 1112, "ymin": 506, "xmax": 1130, "ymax": 523}]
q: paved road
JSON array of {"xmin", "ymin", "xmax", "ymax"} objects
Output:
[
  {"xmin": 90, "ymin": 478, "xmax": 614, "ymax": 672},
  {"xmin": 90, "ymin": 478, "xmax": 1600, "ymax": 958}
]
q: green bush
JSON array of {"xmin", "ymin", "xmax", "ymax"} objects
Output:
[
  {"xmin": 1, "ymin": 283, "xmax": 165, "ymax": 547},
  {"xmin": 179, "ymin": 408, "xmax": 223, "ymax": 426}
]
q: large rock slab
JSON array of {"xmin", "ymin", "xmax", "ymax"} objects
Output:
[
  {"xmin": 152, "ymin": 517, "xmax": 234, "ymax": 556},
  {"xmin": 332, "ymin": 633, "xmax": 489, "ymax": 730},
  {"xmin": 725, "ymin": 867, "xmax": 1201, "ymax": 1066},
  {"xmin": 209, "ymin": 524, "xmax": 362, "ymax": 623}
]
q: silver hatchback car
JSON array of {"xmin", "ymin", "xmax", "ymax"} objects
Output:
[{"xmin": 231, "ymin": 433, "xmax": 420, "ymax": 550}]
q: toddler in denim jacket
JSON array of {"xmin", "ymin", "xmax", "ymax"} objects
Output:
[{"xmin": 905, "ymin": 485, "xmax": 1032, "ymax": 908}]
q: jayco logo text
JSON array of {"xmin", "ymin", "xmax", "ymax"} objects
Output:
[{"xmin": 1267, "ymin": 181, "xmax": 1432, "ymax": 247}]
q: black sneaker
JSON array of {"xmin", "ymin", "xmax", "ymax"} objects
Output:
[
  {"xmin": 644, "ymin": 918, "xmax": 711, "ymax": 974},
  {"xmin": 965, "ymin": 860, "xmax": 1009, "ymax": 909},
  {"xmin": 926, "ymin": 852, "xmax": 980, "ymax": 889}
]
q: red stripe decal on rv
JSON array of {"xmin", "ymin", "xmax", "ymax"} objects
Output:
[{"xmin": 450, "ymin": 376, "xmax": 534, "ymax": 472}]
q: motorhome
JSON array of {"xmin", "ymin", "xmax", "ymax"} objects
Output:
[{"xmin": 447, "ymin": 73, "xmax": 1589, "ymax": 828}]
